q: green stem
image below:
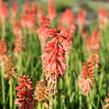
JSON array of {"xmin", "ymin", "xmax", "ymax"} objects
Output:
[
  {"xmin": 87, "ymin": 95, "xmax": 92, "ymax": 109},
  {"xmin": 9, "ymin": 79, "xmax": 13, "ymax": 109},
  {"xmin": 13, "ymin": 82, "xmax": 16, "ymax": 109},
  {"xmin": 79, "ymin": 92, "xmax": 82, "ymax": 109},
  {"xmin": 49, "ymin": 98, "xmax": 53, "ymax": 109},
  {"xmin": 1, "ymin": 63, "xmax": 6, "ymax": 109},
  {"xmin": 2, "ymin": 22, "xmax": 5, "ymax": 39},
  {"xmin": 17, "ymin": 53, "xmax": 23, "ymax": 76}
]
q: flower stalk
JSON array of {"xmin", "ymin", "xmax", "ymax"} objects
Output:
[
  {"xmin": 1, "ymin": 62, "xmax": 6, "ymax": 109},
  {"xmin": 9, "ymin": 78, "xmax": 13, "ymax": 109}
]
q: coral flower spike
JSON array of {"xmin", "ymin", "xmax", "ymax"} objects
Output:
[
  {"xmin": 42, "ymin": 34, "xmax": 66, "ymax": 79},
  {"xmin": 41, "ymin": 29, "xmax": 66, "ymax": 104},
  {"xmin": 98, "ymin": 8, "xmax": 109, "ymax": 30},
  {"xmin": 85, "ymin": 30, "xmax": 100, "ymax": 52},
  {"xmin": 79, "ymin": 65, "xmax": 92, "ymax": 95},
  {"xmin": 47, "ymin": 0, "xmax": 56, "ymax": 21},
  {"xmin": 79, "ymin": 60, "xmax": 94, "ymax": 95},
  {"xmin": 59, "ymin": 8, "xmax": 75, "ymax": 28},
  {"xmin": 0, "ymin": 1, "xmax": 8, "ymax": 23},
  {"xmin": 77, "ymin": 10, "xmax": 86, "ymax": 32}
]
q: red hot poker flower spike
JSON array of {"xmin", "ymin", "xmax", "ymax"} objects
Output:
[
  {"xmin": 85, "ymin": 30, "xmax": 100, "ymax": 52},
  {"xmin": 15, "ymin": 75, "xmax": 34, "ymax": 109},
  {"xmin": 79, "ymin": 54, "xmax": 96, "ymax": 96},
  {"xmin": 58, "ymin": 8, "xmax": 75, "ymax": 29},
  {"xmin": 47, "ymin": 0, "xmax": 56, "ymax": 21},
  {"xmin": 0, "ymin": 1, "xmax": 8, "ymax": 23},
  {"xmin": 77, "ymin": 10, "xmax": 86, "ymax": 32},
  {"xmin": 98, "ymin": 8, "xmax": 109, "ymax": 30},
  {"xmin": 42, "ymin": 30, "xmax": 66, "ymax": 79},
  {"xmin": 79, "ymin": 63, "xmax": 94, "ymax": 96}
]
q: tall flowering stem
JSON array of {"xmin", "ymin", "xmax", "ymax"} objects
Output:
[
  {"xmin": 9, "ymin": 78, "xmax": 13, "ymax": 109},
  {"xmin": 1, "ymin": 59, "xmax": 6, "ymax": 109},
  {"xmin": 41, "ymin": 29, "xmax": 66, "ymax": 107},
  {"xmin": 16, "ymin": 75, "xmax": 35, "ymax": 109}
]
